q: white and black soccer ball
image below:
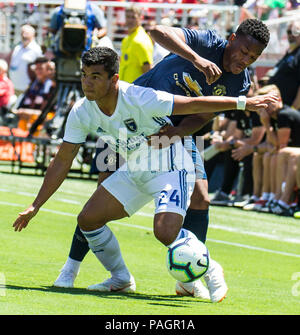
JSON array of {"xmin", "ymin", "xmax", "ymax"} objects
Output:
[{"xmin": 166, "ymin": 237, "xmax": 209, "ymax": 283}]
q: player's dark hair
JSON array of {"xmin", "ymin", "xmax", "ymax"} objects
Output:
[
  {"xmin": 236, "ymin": 19, "xmax": 270, "ymax": 47},
  {"xmin": 81, "ymin": 47, "xmax": 119, "ymax": 78}
]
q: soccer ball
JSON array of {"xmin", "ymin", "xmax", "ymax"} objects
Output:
[{"xmin": 166, "ymin": 237, "xmax": 209, "ymax": 283}]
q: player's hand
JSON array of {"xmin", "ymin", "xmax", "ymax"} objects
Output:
[
  {"xmin": 13, "ymin": 205, "xmax": 39, "ymax": 232},
  {"xmin": 147, "ymin": 124, "xmax": 182, "ymax": 149},
  {"xmin": 193, "ymin": 57, "xmax": 222, "ymax": 85},
  {"xmin": 246, "ymin": 94, "xmax": 279, "ymax": 113},
  {"xmin": 231, "ymin": 144, "xmax": 253, "ymax": 161}
]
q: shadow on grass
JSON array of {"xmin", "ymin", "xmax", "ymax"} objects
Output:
[{"xmin": 5, "ymin": 284, "xmax": 210, "ymax": 308}]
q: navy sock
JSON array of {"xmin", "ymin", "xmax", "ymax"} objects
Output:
[
  {"xmin": 182, "ymin": 208, "xmax": 209, "ymax": 244},
  {"xmin": 69, "ymin": 225, "xmax": 90, "ymax": 262}
]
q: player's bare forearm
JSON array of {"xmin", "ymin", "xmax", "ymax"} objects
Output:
[
  {"xmin": 148, "ymin": 25, "xmax": 190, "ymax": 59},
  {"xmin": 172, "ymin": 94, "xmax": 278, "ymax": 115},
  {"xmin": 13, "ymin": 142, "xmax": 80, "ymax": 232},
  {"xmin": 32, "ymin": 157, "xmax": 72, "ymax": 209},
  {"xmin": 32, "ymin": 142, "xmax": 80, "ymax": 209}
]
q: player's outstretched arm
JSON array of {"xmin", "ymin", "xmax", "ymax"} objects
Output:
[
  {"xmin": 148, "ymin": 25, "xmax": 222, "ymax": 85},
  {"xmin": 13, "ymin": 142, "xmax": 81, "ymax": 232},
  {"xmin": 172, "ymin": 94, "xmax": 279, "ymax": 116}
]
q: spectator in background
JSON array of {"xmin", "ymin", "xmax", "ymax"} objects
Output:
[
  {"xmin": 289, "ymin": 0, "xmax": 300, "ymax": 9},
  {"xmin": 210, "ymin": 82, "xmax": 266, "ymax": 205},
  {"xmin": 258, "ymin": 0, "xmax": 287, "ymax": 20},
  {"xmin": 269, "ymin": 102, "xmax": 300, "ymax": 215},
  {"xmin": 8, "ymin": 24, "xmax": 42, "ymax": 96},
  {"xmin": 47, "ymin": 60, "xmax": 56, "ymax": 81},
  {"xmin": 203, "ymin": 113, "xmax": 238, "ymax": 182},
  {"xmin": 0, "ymin": 59, "xmax": 14, "ymax": 111},
  {"xmin": 240, "ymin": 84, "xmax": 300, "ymax": 215},
  {"xmin": 119, "ymin": 5, "xmax": 153, "ymax": 83},
  {"xmin": 292, "ymin": 155, "xmax": 300, "ymax": 219},
  {"xmin": 242, "ymin": 84, "xmax": 281, "ymax": 212},
  {"xmin": 268, "ymin": 21, "xmax": 300, "ymax": 110},
  {"xmin": 234, "ymin": 0, "xmax": 256, "ymax": 23},
  {"xmin": 12, "ymin": 57, "xmax": 56, "ymax": 136}
]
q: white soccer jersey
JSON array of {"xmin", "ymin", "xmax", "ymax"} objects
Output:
[{"xmin": 63, "ymin": 80, "xmax": 192, "ymax": 178}]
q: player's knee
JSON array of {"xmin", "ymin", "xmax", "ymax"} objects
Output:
[
  {"xmin": 77, "ymin": 210, "xmax": 101, "ymax": 231},
  {"xmin": 154, "ymin": 227, "xmax": 177, "ymax": 246},
  {"xmin": 77, "ymin": 211, "xmax": 89, "ymax": 230},
  {"xmin": 154, "ymin": 213, "xmax": 182, "ymax": 246},
  {"xmin": 190, "ymin": 194, "xmax": 210, "ymax": 209}
]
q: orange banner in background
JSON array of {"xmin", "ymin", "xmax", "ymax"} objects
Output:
[{"xmin": 0, "ymin": 126, "xmax": 34, "ymax": 163}]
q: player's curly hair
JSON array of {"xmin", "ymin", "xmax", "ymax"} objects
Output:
[
  {"xmin": 236, "ymin": 19, "xmax": 270, "ymax": 47},
  {"xmin": 81, "ymin": 47, "xmax": 119, "ymax": 78}
]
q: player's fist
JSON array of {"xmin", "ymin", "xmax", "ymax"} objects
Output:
[{"xmin": 193, "ymin": 57, "xmax": 222, "ymax": 85}]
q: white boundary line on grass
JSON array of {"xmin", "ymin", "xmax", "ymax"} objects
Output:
[
  {"xmin": 137, "ymin": 211, "xmax": 300, "ymax": 245},
  {"xmin": 0, "ymin": 188, "xmax": 81, "ymax": 205},
  {"xmin": 2, "ymin": 200, "xmax": 300, "ymax": 259},
  {"xmin": 3, "ymin": 187, "xmax": 300, "ymax": 243}
]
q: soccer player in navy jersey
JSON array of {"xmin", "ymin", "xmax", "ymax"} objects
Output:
[
  {"xmin": 53, "ymin": 19, "xmax": 270, "ymax": 301},
  {"xmin": 135, "ymin": 18, "xmax": 270, "ymax": 244}
]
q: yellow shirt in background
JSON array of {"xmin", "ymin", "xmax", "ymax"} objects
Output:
[{"xmin": 119, "ymin": 26, "xmax": 153, "ymax": 83}]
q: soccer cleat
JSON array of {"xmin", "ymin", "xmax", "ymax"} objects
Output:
[
  {"xmin": 175, "ymin": 280, "xmax": 210, "ymax": 300},
  {"xmin": 203, "ymin": 259, "xmax": 228, "ymax": 303},
  {"xmin": 268, "ymin": 199, "xmax": 278, "ymax": 213},
  {"xmin": 87, "ymin": 275, "xmax": 136, "ymax": 293},
  {"xmin": 210, "ymin": 190, "xmax": 232, "ymax": 206},
  {"xmin": 271, "ymin": 203, "xmax": 294, "ymax": 216},
  {"xmin": 243, "ymin": 202, "xmax": 256, "ymax": 211},
  {"xmin": 242, "ymin": 197, "xmax": 257, "ymax": 211},
  {"xmin": 53, "ymin": 269, "xmax": 78, "ymax": 288},
  {"xmin": 251, "ymin": 199, "xmax": 268, "ymax": 212}
]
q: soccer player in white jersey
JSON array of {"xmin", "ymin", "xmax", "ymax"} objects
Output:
[{"xmin": 12, "ymin": 47, "xmax": 276, "ymax": 298}]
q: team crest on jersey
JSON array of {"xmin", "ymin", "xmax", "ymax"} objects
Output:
[
  {"xmin": 212, "ymin": 84, "xmax": 226, "ymax": 96},
  {"xmin": 97, "ymin": 126, "xmax": 105, "ymax": 133},
  {"xmin": 124, "ymin": 118, "xmax": 138, "ymax": 132}
]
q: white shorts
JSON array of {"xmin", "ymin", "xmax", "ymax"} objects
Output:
[
  {"xmin": 183, "ymin": 136, "xmax": 207, "ymax": 180},
  {"xmin": 102, "ymin": 169, "xmax": 195, "ymax": 218}
]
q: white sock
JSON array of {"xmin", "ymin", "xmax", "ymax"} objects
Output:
[
  {"xmin": 251, "ymin": 195, "xmax": 259, "ymax": 201},
  {"xmin": 81, "ymin": 226, "xmax": 130, "ymax": 281},
  {"xmin": 269, "ymin": 193, "xmax": 275, "ymax": 201},
  {"xmin": 278, "ymin": 200, "xmax": 289, "ymax": 209},
  {"xmin": 62, "ymin": 257, "xmax": 81, "ymax": 274},
  {"xmin": 167, "ymin": 228, "xmax": 197, "ymax": 248},
  {"xmin": 261, "ymin": 192, "xmax": 270, "ymax": 201}
]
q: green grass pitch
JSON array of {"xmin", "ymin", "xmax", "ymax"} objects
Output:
[{"xmin": 0, "ymin": 171, "xmax": 299, "ymax": 315}]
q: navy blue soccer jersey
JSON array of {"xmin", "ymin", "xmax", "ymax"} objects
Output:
[{"xmin": 134, "ymin": 28, "xmax": 251, "ymax": 126}]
